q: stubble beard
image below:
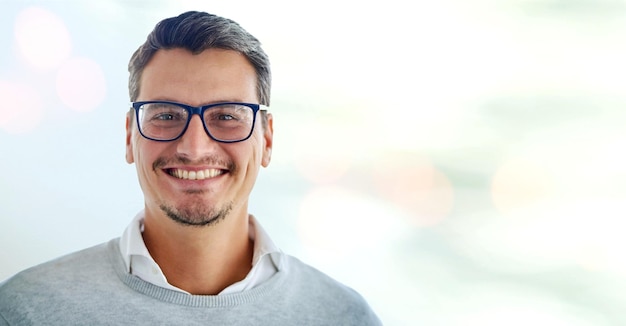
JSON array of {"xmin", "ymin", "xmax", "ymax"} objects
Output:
[
  {"xmin": 153, "ymin": 154, "xmax": 237, "ymax": 227},
  {"xmin": 159, "ymin": 199, "xmax": 233, "ymax": 227}
]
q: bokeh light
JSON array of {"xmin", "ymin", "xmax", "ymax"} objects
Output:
[
  {"xmin": 451, "ymin": 282, "xmax": 606, "ymax": 326},
  {"xmin": 0, "ymin": 80, "xmax": 44, "ymax": 134},
  {"xmin": 55, "ymin": 56, "xmax": 107, "ymax": 112},
  {"xmin": 297, "ymin": 186, "xmax": 400, "ymax": 261},
  {"xmin": 292, "ymin": 123, "xmax": 353, "ymax": 184},
  {"xmin": 491, "ymin": 157, "xmax": 554, "ymax": 215},
  {"xmin": 373, "ymin": 153, "xmax": 454, "ymax": 226},
  {"xmin": 14, "ymin": 6, "xmax": 71, "ymax": 70}
]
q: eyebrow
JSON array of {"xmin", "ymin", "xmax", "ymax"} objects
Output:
[{"xmin": 140, "ymin": 98, "xmax": 252, "ymax": 106}]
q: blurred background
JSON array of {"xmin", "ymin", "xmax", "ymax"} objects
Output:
[{"xmin": 1, "ymin": 0, "xmax": 625, "ymax": 324}]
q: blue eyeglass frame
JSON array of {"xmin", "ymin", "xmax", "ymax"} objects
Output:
[{"xmin": 131, "ymin": 100, "xmax": 262, "ymax": 143}]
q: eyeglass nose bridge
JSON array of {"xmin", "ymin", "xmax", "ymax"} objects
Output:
[
  {"xmin": 178, "ymin": 105, "xmax": 218, "ymax": 142},
  {"xmin": 186, "ymin": 106, "xmax": 205, "ymax": 117}
]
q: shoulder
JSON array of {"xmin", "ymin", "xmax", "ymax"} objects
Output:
[
  {"xmin": 278, "ymin": 255, "xmax": 382, "ymax": 325},
  {"xmin": 283, "ymin": 256, "xmax": 355, "ymax": 293},
  {"xmin": 1, "ymin": 240, "xmax": 113, "ymax": 287},
  {"xmin": 0, "ymin": 240, "xmax": 118, "ymax": 320}
]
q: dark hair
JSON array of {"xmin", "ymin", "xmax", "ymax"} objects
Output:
[{"xmin": 128, "ymin": 11, "xmax": 271, "ymax": 106}]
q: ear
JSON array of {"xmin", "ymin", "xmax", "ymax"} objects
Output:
[
  {"xmin": 125, "ymin": 112, "xmax": 134, "ymax": 164},
  {"xmin": 261, "ymin": 112, "xmax": 273, "ymax": 167}
]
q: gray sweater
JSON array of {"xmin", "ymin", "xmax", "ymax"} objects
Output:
[{"xmin": 0, "ymin": 239, "xmax": 381, "ymax": 325}]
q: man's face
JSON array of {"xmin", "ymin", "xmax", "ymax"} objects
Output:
[{"xmin": 125, "ymin": 48, "xmax": 273, "ymax": 226}]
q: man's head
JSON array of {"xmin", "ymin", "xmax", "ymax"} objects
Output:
[
  {"xmin": 125, "ymin": 12, "xmax": 273, "ymax": 228},
  {"xmin": 128, "ymin": 11, "xmax": 271, "ymax": 106}
]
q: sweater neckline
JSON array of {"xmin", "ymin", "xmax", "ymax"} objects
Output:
[{"xmin": 106, "ymin": 239, "xmax": 288, "ymax": 308}]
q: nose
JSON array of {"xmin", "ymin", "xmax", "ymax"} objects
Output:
[{"xmin": 176, "ymin": 115, "xmax": 218, "ymax": 159}]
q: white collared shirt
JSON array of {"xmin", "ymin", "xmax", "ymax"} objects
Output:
[{"xmin": 118, "ymin": 211, "xmax": 282, "ymax": 295}]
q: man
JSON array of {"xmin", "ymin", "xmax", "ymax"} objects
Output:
[{"xmin": 0, "ymin": 11, "xmax": 381, "ymax": 325}]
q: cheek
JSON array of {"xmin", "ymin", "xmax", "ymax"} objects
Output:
[
  {"xmin": 248, "ymin": 134, "xmax": 265, "ymax": 164},
  {"xmin": 234, "ymin": 137, "xmax": 264, "ymax": 175},
  {"xmin": 133, "ymin": 139, "xmax": 159, "ymax": 181}
]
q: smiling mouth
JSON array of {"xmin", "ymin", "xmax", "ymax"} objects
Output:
[{"xmin": 166, "ymin": 168, "xmax": 226, "ymax": 180}]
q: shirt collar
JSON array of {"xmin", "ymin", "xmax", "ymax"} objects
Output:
[
  {"xmin": 248, "ymin": 214, "xmax": 282, "ymax": 268},
  {"xmin": 118, "ymin": 210, "xmax": 283, "ymax": 290},
  {"xmin": 119, "ymin": 211, "xmax": 149, "ymax": 273}
]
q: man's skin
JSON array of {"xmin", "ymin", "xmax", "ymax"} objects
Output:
[{"xmin": 125, "ymin": 48, "xmax": 274, "ymax": 295}]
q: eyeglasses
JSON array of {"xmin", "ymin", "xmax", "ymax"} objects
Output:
[{"xmin": 131, "ymin": 101, "xmax": 263, "ymax": 143}]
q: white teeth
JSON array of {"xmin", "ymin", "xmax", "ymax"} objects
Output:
[{"xmin": 170, "ymin": 169, "xmax": 223, "ymax": 180}]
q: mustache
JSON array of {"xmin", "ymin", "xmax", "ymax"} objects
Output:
[{"xmin": 152, "ymin": 155, "xmax": 236, "ymax": 172}]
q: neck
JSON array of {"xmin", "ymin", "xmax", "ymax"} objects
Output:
[{"xmin": 142, "ymin": 206, "xmax": 253, "ymax": 295}]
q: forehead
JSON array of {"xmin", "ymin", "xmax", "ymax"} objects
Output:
[{"xmin": 138, "ymin": 48, "xmax": 258, "ymax": 105}]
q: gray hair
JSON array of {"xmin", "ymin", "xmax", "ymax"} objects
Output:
[{"xmin": 128, "ymin": 11, "xmax": 271, "ymax": 106}]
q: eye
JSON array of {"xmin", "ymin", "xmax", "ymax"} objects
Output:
[
  {"xmin": 154, "ymin": 112, "xmax": 180, "ymax": 121},
  {"xmin": 206, "ymin": 104, "xmax": 250, "ymax": 122},
  {"xmin": 141, "ymin": 103, "xmax": 187, "ymax": 122},
  {"xmin": 217, "ymin": 114, "xmax": 236, "ymax": 121}
]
